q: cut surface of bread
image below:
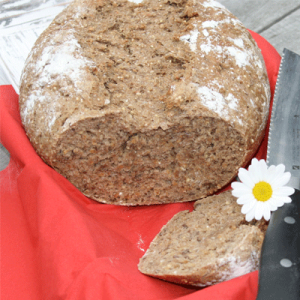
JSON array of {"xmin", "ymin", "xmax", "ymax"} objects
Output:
[{"xmin": 138, "ymin": 190, "xmax": 268, "ymax": 286}]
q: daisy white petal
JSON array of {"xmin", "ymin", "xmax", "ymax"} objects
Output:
[
  {"xmin": 241, "ymin": 199, "xmax": 256, "ymax": 214},
  {"xmin": 255, "ymin": 159, "xmax": 267, "ymax": 181},
  {"xmin": 249, "ymin": 158, "xmax": 261, "ymax": 181},
  {"xmin": 244, "ymin": 160, "xmax": 260, "ymax": 185},
  {"xmin": 273, "ymin": 186, "xmax": 295, "ymax": 196},
  {"xmin": 273, "ymin": 195, "xmax": 292, "ymax": 204},
  {"xmin": 270, "ymin": 196, "xmax": 286, "ymax": 207},
  {"xmin": 231, "ymin": 182, "xmax": 251, "ymax": 197},
  {"xmin": 249, "ymin": 158, "xmax": 259, "ymax": 170},
  {"xmin": 245, "ymin": 206, "xmax": 256, "ymax": 222},
  {"xmin": 248, "ymin": 171, "xmax": 260, "ymax": 185},
  {"xmin": 271, "ymin": 172, "xmax": 291, "ymax": 187},
  {"xmin": 231, "ymin": 181, "xmax": 247, "ymax": 190},
  {"xmin": 266, "ymin": 165, "xmax": 283, "ymax": 185},
  {"xmin": 268, "ymin": 164, "xmax": 285, "ymax": 185},
  {"xmin": 258, "ymin": 159, "xmax": 269, "ymax": 180},
  {"xmin": 232, "ymin": 190, "xmax": 249, "ymax": 198},
  {"xmin": 238, "ymin": 168, "xmax": 255, "ymax": 188},
  {"xmin": 267, "ymin": 198, "xmax": 280, "ymax": 211},
  {"xmin": 278, "ymin": 172, "xmax": 291, "ymax": 186},
  {"xmin": 254, "ymin": 201, "xmax": 264, "ymax": 220},
  {"xmin": 282, "ymin": 196, "xmax": 292, "ymax": 203},
  {"xmin": 236, "ymin": 194, "xmax": 254, "ymax": 205},
  {"xmin": 266, "ymin": 165, "xmax": 278, "ymax": 182},
  {"xmin": 263, "ymin": 205, "xmax": 271, "ymax": 221}
]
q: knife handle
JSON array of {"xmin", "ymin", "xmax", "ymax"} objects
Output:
[{"xmin": 256, "ymin": 189, "xmax": 300, "ymax": 300}]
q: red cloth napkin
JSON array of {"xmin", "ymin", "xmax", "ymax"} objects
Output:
[{"xmin": 0, "ymin": 30, "xmax": 280, "ymax": 300}]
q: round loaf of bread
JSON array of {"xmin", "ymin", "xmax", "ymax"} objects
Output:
[{"xmin": 19, "ymin": 0, "xmax": 270, "ymax": 205}]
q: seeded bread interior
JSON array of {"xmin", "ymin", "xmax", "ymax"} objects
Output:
[{"xmin": 138, "ymin": 190, "xmax": 268, "ymax": 286}]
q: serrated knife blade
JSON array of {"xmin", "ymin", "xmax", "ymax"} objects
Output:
[{"xmin": 256, "ymin": 48, "xmax": 300, "ymax": 300}]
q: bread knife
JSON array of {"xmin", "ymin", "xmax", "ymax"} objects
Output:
[{"xmin": 256, "ymin": 48, "xmax": 300, "ymax": 300}]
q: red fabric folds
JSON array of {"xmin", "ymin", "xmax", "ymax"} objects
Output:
[{"xmin": 0, "ymin": 32, "xmax": 281, "ymax": 300}]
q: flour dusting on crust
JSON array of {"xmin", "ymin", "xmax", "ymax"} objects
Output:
[
  {"xmin": 180, "ymin": 27, "xmax": 200, "ymax": 52},
  {"xmin": 176, "ymin": 6, "xmax": 270, "ymax": 131},
  {"xmin": 202, "ymin": 0, "xmax": 226, "ymax": 9},
  {"xmin": 218, "ymin": 254, "xmax": 258, "ymax": 282},
  {"xmin": 22, "ymin": 30, "xmax": 95, "ymax": 130}
]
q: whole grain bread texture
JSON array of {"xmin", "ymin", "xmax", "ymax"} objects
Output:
[
  {"xmin": 19, "ymin": 0, "xmax": 270, "ymax": 205},
  {"xmin": 138, "ymin": 190, "xmax": 268, "ymax": 286}
]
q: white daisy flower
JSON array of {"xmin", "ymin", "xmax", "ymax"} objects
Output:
[{"xmin": 231, "ymin": 158, "xmax": 295, "ymax": 221}]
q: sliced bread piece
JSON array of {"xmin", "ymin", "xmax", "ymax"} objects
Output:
[{"xmin": 138, "ymin": 190, "xmax": 268, "ymax": 286}]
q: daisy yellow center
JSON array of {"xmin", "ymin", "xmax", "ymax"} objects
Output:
[{"xmin": 252, "ymin": 181, "xmax": 273, "ymax": 202}]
